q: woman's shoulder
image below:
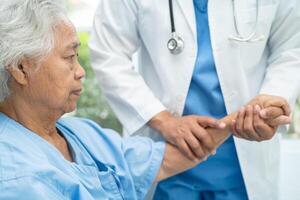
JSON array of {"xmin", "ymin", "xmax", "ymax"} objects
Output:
[
  {"xmin": 57, "ymin": 117, "xmax": 122, "ymax": 143},
  {"xmin": 0, "ymin": 122, "xmax": 52, "ymax": 182},
  {"xmin": 57, "ymin": 117, "xmax": 124, "ymax": 160}
]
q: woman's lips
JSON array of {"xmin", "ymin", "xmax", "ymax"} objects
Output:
[{"xmin": 72, "ymin": 88, "xmax": 82, "ymax": 96}]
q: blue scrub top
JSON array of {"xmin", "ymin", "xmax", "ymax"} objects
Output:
[
  {"xmin": 0, "ymin": 113, "xmax": 165, "ymax": 200},
  {"xmin": 157, "ymin": 0, "xmax": 244, "ymax": 192}
]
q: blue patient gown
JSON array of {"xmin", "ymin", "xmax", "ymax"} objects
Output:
[{"xmin": 0, "ymin": 113, "xmax": 165, "ymax": 200}]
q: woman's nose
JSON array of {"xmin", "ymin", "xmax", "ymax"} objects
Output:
[{"xmin": 75, "ymin": 63, "xmax": 86, "ymax": 80}]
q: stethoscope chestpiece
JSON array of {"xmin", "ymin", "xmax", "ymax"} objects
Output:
[
  {"xmin": 168, "ymin": 0, "xmax": 184, "ymax": 55},
  {"xmin": 167, "ymin": 33, "xmax": 184, "ymax": 55}
]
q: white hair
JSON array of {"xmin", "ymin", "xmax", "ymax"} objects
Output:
[{"xmin": 0, "ymin": 0, "xmax": 69, "ymax": 101}]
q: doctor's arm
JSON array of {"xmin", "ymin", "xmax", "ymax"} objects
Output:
[
  {"xmin": 260, "ymin": 1, "xmax": 300, "ymax": 111},
  {"xmin": 89, "ymin": 0, "xmax": 226, "ymax": 161},
  {"xmin": 231, "ymin": 1, "xmax": 300, "ymax": 140},
  {"xmin": 155, "ymin": 104, "xmax": 288, "ymax": 182},
  {"xmin": 227, "ymin": 0, "xmax": 300, "ymax": 141},
  {"xmin": 89, "ymin": 0, "xmax": 166, "ymax": 135}
]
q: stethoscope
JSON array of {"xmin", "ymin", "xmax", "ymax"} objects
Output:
[{"xmin": 167, "ymin": 0, "xmax": 265, "ymax": 55}]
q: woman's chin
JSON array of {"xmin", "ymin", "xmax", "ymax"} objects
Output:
[{"xmin": 62, "ymin": 104, "xmax": 77, "ymax": 116}]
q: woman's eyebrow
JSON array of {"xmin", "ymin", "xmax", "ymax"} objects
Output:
[{"xmin": 66, "ymin": 42, "xmax": 81, "ymax": 50}]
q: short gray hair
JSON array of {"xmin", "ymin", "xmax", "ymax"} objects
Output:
[{"xmin": 0, "ymin": 0, "xmax": 69, "ymax": 101}]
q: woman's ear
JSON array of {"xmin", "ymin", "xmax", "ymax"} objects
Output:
[{"xmin": 7, "ymin": 58, "xmax": 32, "ymax": 85}]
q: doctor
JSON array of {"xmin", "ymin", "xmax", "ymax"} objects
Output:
[{"xmin": 89, "ymin": 0, "xmax": 300, "ymax": 199}]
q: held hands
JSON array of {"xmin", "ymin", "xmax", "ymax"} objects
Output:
[
  {"xmin": 148, "ymin": 111, "xmax": 225, "ymax": 161},
  {"xmin": 149, "ymin": 95, "xmax": 291, "ymax": 161},
  {"xmin": 231, "ymin": 94, "xmax": 292, "ymax": 141}
]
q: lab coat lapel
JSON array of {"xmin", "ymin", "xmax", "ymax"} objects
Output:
[{"xmin": 175, "ymin": 0, "xmax": 197, "ymax": 40}]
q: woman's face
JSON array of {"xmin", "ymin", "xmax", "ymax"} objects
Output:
[{"xmin": 26, "ymin": 23, "xmax": 85, "ymax": 115}]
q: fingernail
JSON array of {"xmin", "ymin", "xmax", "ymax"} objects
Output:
[
  {"xmin": 284, "ymin": 117, "xmax": 292, "ymax": 124},
  {"xmin": 254, "ymin": 105, "xmax": 260, "ymax": 113},
  {"xmin": 211, "ymin": 150, "xmax": 217, "ymax": 155},
  {"xmin": 247, "ymin": 105, "xmax": 253, "ymax": 114},
  {"xmin": 219, "ymin": 122, "xmax": 226, "ymax": 128},
  {"xmin": 239, "ymin": 107, "xmax": 246, "ymax": 116},
  {"xmin": 260, "ymin": 109, "xmax": 267, "ymax": 118},
  {"xmin": 240, "ymin": 107, "xmax": 245, "ymax": 112}
]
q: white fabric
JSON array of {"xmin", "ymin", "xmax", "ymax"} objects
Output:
[
  {"xmin": 280, "ymin": 138, "xmax": 300, "ymax": 200},
  {"xmin": 89, "ymin": 0, "xmax": 300, "ymax": 199}
]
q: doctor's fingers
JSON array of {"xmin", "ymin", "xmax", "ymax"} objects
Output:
[
  {"xmin": 259, "ymin": 106, "xmax": 291, "ymax": 126},
  {"xmin": 234, "ymin": 107, "xmax": 251, "ymax": 140},
  {"xmin": 242, "ymin": 105, "xmax": 261, "ymax": 141},
  {"xmin": 196, "ymin": 116, "xmax": 225, "ymax": 129},
  {"xmin": 253, "ymin": 109, "xmax": 275, "ymax": 141},
  {"xmin": 177, "ymin": 139, "xmax": 198, "ymax": 161},
  {"xmin": 184, "ymin": 134, "xmax": 208, "ymax": 160},
  {"xmin": 262, "ymin": 97, "xmax": 291, "ymax": 116},
  {"xmin": 265, "ymin": 115, "xmax": 292, "ymax": 127},
  {"xmin": 191, "ymin": 125, "xmax": 216, "ymax": 153},
  {"xmin": 260, "ymin": 106, "xmax": 285, "ymax": 119}
]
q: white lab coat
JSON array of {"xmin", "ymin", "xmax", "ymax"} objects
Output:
[{"xmin": 89, "ymin": 0, "xmax": 300, "ymax": 199}]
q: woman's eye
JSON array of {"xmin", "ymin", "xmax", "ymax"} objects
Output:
[
  {"xmin": 65, "ymin": 54, "xmax": 78, "ymax": 61},
  {"xmin": 69, "ymin": 55, "xmax": 75, "ymax": 59}
]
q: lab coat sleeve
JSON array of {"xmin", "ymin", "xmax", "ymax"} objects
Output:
[
  {"xmin": 89, "ymin": 0, "xmax": 166, "ymax": 135},
  {"xmin": 260, "ymin": 0, "xmax": 300, "ymax": 109},
  {"xmin": 0, "ymin": 176, "xmax": 66, "ymax": 200}
]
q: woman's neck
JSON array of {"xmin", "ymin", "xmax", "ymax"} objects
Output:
[
  {"xmin": 0, "ymin": 99, "xmax": 59, "ymax": 137},
  {"xmin": 0, "ymin": 99, "xmax": 73, "ymax": 162}
]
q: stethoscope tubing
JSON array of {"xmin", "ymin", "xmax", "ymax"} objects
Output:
[
  {"xmin": 229, "ymin": 0, "xmax": 265, "ymax": 42},
  {"xmin": 169, "ymin": 0, "xmax": 176, "ymax": 33},
  {"xmin": 167, "ymin": 0, "xmax": 265, "ymax": 54}
]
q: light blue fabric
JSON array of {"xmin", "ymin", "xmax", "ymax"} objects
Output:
[
  {"xmin": 0, "ymin": 113, "xmax": 165, "ymax": 200},
  {"xmin": 155, "ymin": 0, "xmax": 247, "ymax": 199}
]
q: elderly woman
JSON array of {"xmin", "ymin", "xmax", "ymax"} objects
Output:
[{"xmin": 0, "ymin": 0, "xmax": 290, "ymax": 200}]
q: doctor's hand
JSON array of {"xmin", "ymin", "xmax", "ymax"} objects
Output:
[
  {"xmin": 231, "ymin": 95, "xmax": 291, "ymax": 141},
  {"xmin": 247, "ymin": 94, "xmax": 291, "ymax": 125},
  {"xmin": 148, "ymin": 111, "xmax": 226, "ymax": 161}
]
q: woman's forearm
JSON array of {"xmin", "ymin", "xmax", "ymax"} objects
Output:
[{"xmin": 155, "ymin": 113, "xmax": 237, "ymax": 182}]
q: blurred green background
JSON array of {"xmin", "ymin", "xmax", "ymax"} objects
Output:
[
  {"xmin": 75, "ymin": 32, "xmax": 122, "ymax": 133},
  {"xmin": 289, "ymin": 98, "xmax": 300, "ymax": 135}
]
